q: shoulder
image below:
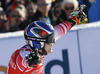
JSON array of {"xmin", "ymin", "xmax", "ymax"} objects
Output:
[
  {"xmin": 11, "ymin": 45, "xmax": 32, "ymax": 59},
  {"xmin": 19, "ymin": 45, "xmax": 32, "ymax": 58}
]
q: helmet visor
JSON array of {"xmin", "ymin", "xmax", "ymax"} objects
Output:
[{"xmin": 46, "ymin": 33, "xmax": 55, "ymax": 44}]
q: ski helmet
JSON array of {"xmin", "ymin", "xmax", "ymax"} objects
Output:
[{"xmin": 24, "ymin": 21, "xmax": 55, "ymax": 50}]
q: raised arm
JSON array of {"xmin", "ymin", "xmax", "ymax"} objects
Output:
[
  {"xmin": 54, "ymin": 21, "xmax": 71, "ymax": 41},
  {"xmin": 54, "ymin": 5, "xmax": 87, "ymax": 41}
]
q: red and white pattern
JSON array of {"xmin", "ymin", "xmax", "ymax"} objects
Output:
[
  {"xmin": 8, "ymin": 45, "xmax": 44, "ymax": 74},
  {"xmin": 54, "ymin": 21, "xmax": 72, "ymax": 41}
]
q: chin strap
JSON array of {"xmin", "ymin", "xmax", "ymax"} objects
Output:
[
  {"xmin": 29, "ymin": 43, "xmax": 47, "ymax": 55},
  {"xmin": 40, "ymin": 42, "xmax": 47, "ymax": 55},
  {"xmin": 29, "ymin": 45, "xmax": 35, "ymax": 51}
]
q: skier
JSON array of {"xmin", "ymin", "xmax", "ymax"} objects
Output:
[{"xmin": 7, "ymin": 5, "xmax": 86, "ymax": 74}]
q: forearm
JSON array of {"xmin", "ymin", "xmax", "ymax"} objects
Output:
[{"xmin": 54, "ymin": 21, "xmax": 72, "ymax": 41}]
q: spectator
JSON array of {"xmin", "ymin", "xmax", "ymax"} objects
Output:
[
  {"xmin": 6, "ymin": 5, "xmax": 12, "ymax": 17},
  {"xmin": 52, "ymin": 3, "xmax": 66, "ymax": 26},
  {"xmin": 0, "ymin": 7, "xmax": 7, "ymax": 33},
  {"xmin": 31, "ymin": 0, "xmax": 53, "ymax": 26},
  {"xmin": 5, "ymin": 0, "xmax": 14, "ymax": 11},
  {"xmin": 6, "ymin": 0, "xmax": 30, "ymax": 21},
  {"xmin": 4, "ymin": 7, "xmax": 26, "ymax": 32},
  {"xmin": 16, "ymin": 4, "xmax": 27, "ymax": 19},
  {"xmin": 16, "ymin": 0, "xmax": 29, "ymax": 6},
  {"xmin": 23, "ymin": 1, "xmax": 37, "ymax": 28},
  {"xmin": 62, "ymin": 0, "xmax": 88, "ymax": 24},
  {"xmin": 26, "ymin": 2, "xmax": 37, "ymax": 20},
  {"xmin": 78, "ymin": 0, "xmax": 94, "ymax": 18},
  {"xmin": 6, "ymin": 0, "xmax": 18, "ymax": 21},
  {"xmin": 88, "ymin": 0, "xmax": 100, "ymax": 23},
  {"xmin": 0, "ymin": 0, "xmax": 6, "ymax": 11},
  {"xmin": 62, "ymin": 0, "xmax": 79, "ymax": 19}
]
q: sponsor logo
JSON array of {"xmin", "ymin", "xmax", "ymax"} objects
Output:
[{"xmin": 45, "ymin": 49, "xmax": 70, "ymax": 74}]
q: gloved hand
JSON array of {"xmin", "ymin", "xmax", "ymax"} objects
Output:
[
  {"xmin": 68, "ymin": 5, "xmax": 87, "ymax": 26},
  {"xmin": 25, "ymin": 48, "xmax": 41, "ymax": 67}
]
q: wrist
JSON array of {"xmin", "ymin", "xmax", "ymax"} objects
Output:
[{"xmin": 68, "ymin": 16, "xmax": 80, "ymax": 26}]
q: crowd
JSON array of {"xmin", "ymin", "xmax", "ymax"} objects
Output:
[{"xmin": 0, "ymin": 0, "xmax": 98, "ymax": 33}]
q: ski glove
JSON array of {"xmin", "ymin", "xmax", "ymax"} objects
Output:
[
  {"xmin": 25, "ymin": 48, "xmax": 41, "ymax": 67},
  {"xmin": 68, "ymin": 5, "xmax": 87, "ymax": 26}
]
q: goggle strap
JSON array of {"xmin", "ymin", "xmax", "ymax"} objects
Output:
[{"xmin": 25, "ymin": 35, "xmax": 47, "ymax": 42}]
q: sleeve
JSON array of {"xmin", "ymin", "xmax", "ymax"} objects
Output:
[{"xmin": 54, "ymin": 21, "xmax": 72, "ymax": 41}]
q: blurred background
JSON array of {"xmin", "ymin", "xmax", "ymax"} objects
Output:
[{"xmin": 0, "ymin": 0, "xmax": 100, "ymax": 74}]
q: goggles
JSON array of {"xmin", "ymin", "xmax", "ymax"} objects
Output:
[
  {"xmin": 25, "ymin": 33, "xmax": 55, "ymax": 45},
  {"xmin": 46, "ymin": 33, "xmax": 55, "ymax": 44}
]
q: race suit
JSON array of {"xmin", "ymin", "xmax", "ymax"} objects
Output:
[{"xmin": 7, "ymin": 21, "xmax": 72, "ymax": 74}]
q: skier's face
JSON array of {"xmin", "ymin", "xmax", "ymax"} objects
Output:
[{"xmin": 44, "ymin": 43, "xmax": 54, "ymax": 53}]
